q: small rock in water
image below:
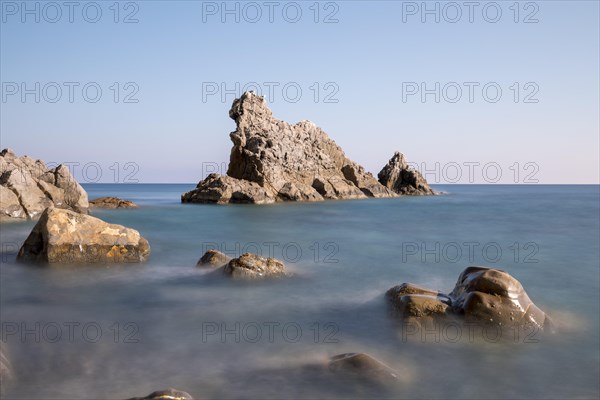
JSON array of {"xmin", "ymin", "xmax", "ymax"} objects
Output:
[
  {"xmin": 127, "ymin": 388, "xmax": 193, "ymax": 400},
  {"xmin": 329, "ymin": 353, "xmax": 400, "ymax": 383},
  {"xmin": 17, "ymin": 207, "xmax": 150, "ymax": 264},
  {"xmin": 223, "ymin": 253, "xmax": 288, "ymax": 279},
  {"xmin": 196, "ymin": 249, "xmax": 231, "ymax": 268},
  {"xmin": 386, "ymin": 266, "xmax": 554, "ymax": 340},
  {"xmin": 90, "ymin": 196, "xmax": 138, "ymax": 208}
]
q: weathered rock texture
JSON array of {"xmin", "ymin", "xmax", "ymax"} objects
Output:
[
  {"xmin": 386, "ymin": 266, "xmax": 553, "ymax": 335},
  {"xmin": 0, "ymin": 347, "xmax": 12, "ymax": 388},
  {"xmin": 182, "ymin": 92, "xmax": 434, "ymax": 204},
  {"xmin": 128, "ymin": 388, "xmax": 193, "ymax": 400},
  {"xmin": 197, "ymin": 249, "xmax": 231, "ymax": 268},
  {"xmin": 223, "ymin": 253, "xmax": 288, "ymax": 280},
  {"xmin": 17, "ymin": 207, "xmax": 150, "ymax": 264},
  {"xmin": 90, "ymin": 197, "xmax": 138, "ymax": 209},
  {"xmin": 0, "ymin": 149, "xmax": 88, "ymax": 221},
  {"xmin": 378, "ymin": 152, "xmax": 435, "ymax": 195}
]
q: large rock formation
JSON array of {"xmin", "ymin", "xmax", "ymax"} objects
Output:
[
  {"xmin": 0, "ymin": 149, "xmax": 88, "ymax": 221},
  {"xmin": 17, "ymin": 207, "xmax": 150, "ymax": 264},
  {"xmin": 182, "ymin": 91, "xmax": 434, "ymax": 204},
  {"xmin": 386, "ymin": 267, "xmax": 553, "ymax": 339},
  {"xmin": 378, "ymin": 152, "xmax": 434, "ymax": 195}
]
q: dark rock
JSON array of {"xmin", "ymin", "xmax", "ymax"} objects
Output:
[
  {"xmin": 378, "ymin": 151, "xmax": 435, "ymax": 195},
  {"xmin": 90, "ymin": 197, "xmax": 138, "ymax": 208},
  {"xmin": 182, "ymin": 92, "xmax": 434, "ymax": 204},
  {"xmin": 197, "ymin": 249, "xmax": 231, "ymax": 268},
  {"xmin": 223, "ymin": 253, "xmax": 288, "ymax": 279},
  {"xmin": 128, "ymin": 388, "xmax": 193, "ymax": 400},
  {"xmin": 0, "ymin": 149, "xmax": 88, "ymax": 221},
  {"xmin": 17, "ymin": 207, "xmax": 150, "ymax": 264}
]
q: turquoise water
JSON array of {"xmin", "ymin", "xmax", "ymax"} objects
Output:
[{"xmin": 1, "ymin": 184, "xmax": 599, "ymax": 399}]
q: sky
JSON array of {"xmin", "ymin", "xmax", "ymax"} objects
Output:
[{"xmin": 1, "ymin": 0, "xmax": 598, "ymax": 184}]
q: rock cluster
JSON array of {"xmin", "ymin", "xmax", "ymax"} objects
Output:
[
  {"xmin": 0, "ymin": 149, "xmax": 88, "ymax": 221},
  {"xmin": 182, "ymin": 92, "xmax": 433, "ymax": 204},
  {"xmin": 90, "ymin": 197, "xmax": 138, "ymax": 209},
  {"xmin": 17, "ymin": 207, "xmax": 150, "ymax": 264},
  {"xmin": 386, "ymin": 266, "xmax": 553, "ymax": 334}
]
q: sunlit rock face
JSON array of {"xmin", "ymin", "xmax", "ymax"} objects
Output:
[
  {"xmin": 386, "ymin": 266, "xmax": 553, "ymax": 340},
  {"xmin": 17, "ymin": 207, "xmax": 150, "ymax": 264},
  {"xmin": 223, "ymin": 253, "xmax": 289, "ymax": 280},
  {"xmin": 182, "ymin": 91, "xmax": 434, "ymax": 204},
  {"xmin": 0, "ymin": 148, "xmax": 88, "ymax": 221}
]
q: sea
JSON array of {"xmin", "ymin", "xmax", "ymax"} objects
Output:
[{"xmin": 1, "ymin": 184, "xmax": 599, "ymax": 399}]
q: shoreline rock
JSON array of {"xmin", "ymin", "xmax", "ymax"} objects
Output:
[
  {"xmin": 182, "ymin": 91, "xmax": 434, "ymax": 204},
  {"xmin": 197, "ymin": 249, "xmax": 231, "ymax": 268},
  {"xmin": 17, "ymin": 207, "xmax": 150, "ymax": 264},
  {"xmin": 90, "ymin": 197, "xmax": 138, "ymax": 209},
  {"xmin": 1, "ymin": 149, "xmax": 88, "ymax": 220}
]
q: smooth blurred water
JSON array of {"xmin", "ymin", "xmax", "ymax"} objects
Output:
[{"xmin": 1, "ymin": 184, "xmax": 599, "ymax": 399}]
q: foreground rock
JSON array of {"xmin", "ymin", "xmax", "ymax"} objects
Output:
[
  {"xmin": 0, "ymin": 347, "xmax": 12, "ymax": 388},
  {"xmin": 182, "ymin": 91, "xmax": 434, "ymax": 204},
  {"xmin": 378, "ymin": 152, "xmax": 435, "ymax": 195},
  {"xmin": 223, "ymin": 253, "xmax": 288, "ymax": 279},
  {"xmin": 128, "ymin": 388, "xmax": 193, "ymax": 400},
  {"xmin": 90, "ymin": 197, "xmax": 138, "ymax": 208},
  {"xmin": 386, "ymin": 266, "xmax": 553, "ymax": 338},
  {"xmin": 197, "ymin": 249, "xmax": 231, "ymax": 267},
  {"xmin": 17, "ymin": 207, "xmax": 150, "ymax": 264},
  {"xmin": 329, "ymin": 353, "xmax": 399, "ymax": 384},
  {"xmin": 0, "ymin": 149, "xmax": 88, "ymax": 220}
]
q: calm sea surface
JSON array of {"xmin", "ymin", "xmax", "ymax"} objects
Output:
[{"xmin": 1, "ymin": 184, "xmax": 599, "ymax": 399}]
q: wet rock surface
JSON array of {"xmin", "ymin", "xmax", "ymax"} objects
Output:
[
  {"xmin": 223, "ymin": 252, "xmax": 288, "ymax": 279},
  {"xmin": 17, "ymin": 207, "xmax": 150, "ymax": 264},
  {"xmin": 0, "ymin": 149, "xmax": 88, "ymax": 221},
  {"xmin": 197, "ymin": 249, "xmax": 231, "ymax": 268},
  {"xmin": 128, "ymin": 388, "xmax": 193, "ymax": 400},
  {"xmin": 182, "ymin": 92, "xmax": 434, "ymax": 204},
  {"xmin": 387, "ymin": 266, "xmax": 553, "ymax": 335},
  {"xmin": 90, "ymin": 196, "xmax": 138, "ymax": 208}
]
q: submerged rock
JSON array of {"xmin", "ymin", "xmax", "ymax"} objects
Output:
[
  {"xmin": 223, "ymin": 253, "xmax": 288, "ymax": 279},
  {"xmin": 90, "ymin": 197, "xmax": 138, "ymax": 209},
  {"xmin": 17, "ymin": 207, "xmax": 150, "ymax": 264},
  {"xmin": 378, "ymin": 151, "xmax": 435, "ymax": 195},
  {"xmin": 182, "ymin": 91, "xmax": 434, "ymax": 204},
  {"xmin": 0, "ymin": 149, "xmax": 88, "ymax": 220},
  {"xmin": 386, "ymin": 267, "xmax": 553, "ymax": 338},
  {"xmin": 197, "ymin": 249, "xmax": 231, "ymax": 268},
  {"xmin": 128, "ymin": 388, "xmax": 193, "ymax": 400},
  {"xmin": 329, "ymin": 353, "xmax": 399, "ymax": 383}
]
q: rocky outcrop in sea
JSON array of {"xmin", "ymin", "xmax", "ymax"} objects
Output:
[
  {"xmin": 182, "ymin": 92, "xmax": 434, "ymax": 204},
  {"xmin": 17, "ymin": 207, "xmax": 150, "ymax": 264},
  {"xmin": 0, "ymin": 149, "xmax": 88, "ymax": 221},
  {"xmin": 89, "ymin": 197, "xmax": 138, "ymax": 209}
]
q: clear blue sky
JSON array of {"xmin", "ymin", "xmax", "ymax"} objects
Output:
[{"xmin": 1, "ymin": 0, "xmax": 598, "ymax": 184}]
